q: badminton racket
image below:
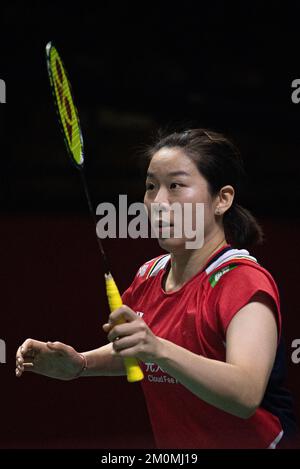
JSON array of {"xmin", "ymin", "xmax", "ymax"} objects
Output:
[{"xmin": 45, "ymin": 41, "xmax": 144, "ymax": 383}]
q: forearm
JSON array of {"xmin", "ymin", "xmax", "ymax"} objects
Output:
[
  {"xmin": 156, "ymin": 339, "xmax": 259, "ymax": 418},
  {"xmin": 80, "ymin": 343, "xmax": 126, "ymax": 377}
]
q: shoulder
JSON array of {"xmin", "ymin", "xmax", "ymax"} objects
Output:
[
  {"xmin": 204, "ymin": 252, "xmax": 281, "ymax": 337},
  {"xmin": 209, "ymin": 262, "xmax": 279, "ymax": 299},
  {"xmin": 205, "ymin": 247, "xmax": 279, "ymax": 296}
]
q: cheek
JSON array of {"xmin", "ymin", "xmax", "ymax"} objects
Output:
[
  {"xmin": 182, "ymin": 185, "xmax": 210, "ymax": 204},
  {"xmin": 188, "ymin": 191, "xmax": 214, "ymax": 228},
  {"xmin": 203, "ymin": 202, "xmax": 216, "ymax": 231},
  {"xmin": 185, "ymin": 189, "xmax": 212, "ymax": 216}
]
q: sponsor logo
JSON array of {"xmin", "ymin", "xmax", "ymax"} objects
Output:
[
  {"xmin": 209, "ymin": 264, "xmax": 237, "ymax": 287},
  {"xmin": 148, "ymin": 374, "xmax": 178, "ymax": 384},
  {"xmin": 144, "ymin": 361, "xmax": 178, "ymax": 384}
]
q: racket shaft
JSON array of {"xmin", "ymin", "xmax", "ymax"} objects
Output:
[{"xmin": 105, "ymin": 275, "xmax": 144, "ymax": 382}]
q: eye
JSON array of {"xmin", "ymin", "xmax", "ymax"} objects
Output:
[
  {"xmin": 170, "ymin": 182, "xmax": 182, "ymax": 189},
  {"xmin": 146, "ymin": 182, "xmax": 155, "ymax": 191}
]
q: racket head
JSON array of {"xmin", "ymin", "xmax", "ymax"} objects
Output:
[{"xmin": 46, "ymin": 41, "xmax": 84, "ymax": 168}]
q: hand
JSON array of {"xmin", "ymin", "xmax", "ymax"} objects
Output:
[
  {"xmin": 102, "ymin": 305, "xmax": 163, "ymax": 362},
  {"xmin": 15, "ymin": 339, "xmax": 86, "ymax": 381}
]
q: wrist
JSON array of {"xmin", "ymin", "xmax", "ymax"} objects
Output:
[
  {"xmin": 73, "ymin": 353, "xmax": 88, "ymax": 379},
  {"xmin": 155, "ymin": 337, "xmax": 172, "ymax": 365}
]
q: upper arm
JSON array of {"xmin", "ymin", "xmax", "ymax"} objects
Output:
[{"xmin": 226, "ymin": 291, "xmax": 278, "ymax": 403}]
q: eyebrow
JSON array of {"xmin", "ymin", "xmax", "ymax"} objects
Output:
[{"xmin": 146, "ymin": 170, "xmax": 190, "ymax": 178}]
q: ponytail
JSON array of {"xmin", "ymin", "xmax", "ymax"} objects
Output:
[{"xmin": 223, "ymin": 203, "xmax": 264, "ymax": 248}]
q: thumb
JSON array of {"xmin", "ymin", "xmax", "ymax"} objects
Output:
[{"xmin": 47, "ymin": 341, "xmax": 66, "ymax": 354}]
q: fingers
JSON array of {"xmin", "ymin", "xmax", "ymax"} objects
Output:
[
  {"xmin": 16, "ymin": 357, "xmax": 34, "ymax": 377},
  {"xmin": 102, "ymin": 323, "xmax": 113, "ymax": 333},
  {"xmin": 18, "ymin": 338, "xmax": 45, "ymax": 358},
  {"xmin": 105, "ymin": 308, "xmax": 147, "ymax": 348},
  {"xmin": 111, "ymin": 332, "xmax": 144, "ymax": 353},
  {"xmin": 107, "ymin": 321, "xmax": 141, "ymax": 343},
  {"xmin": 16, "ymin": 346, "xmax": 23, "ymax": 364},
  {"xmin": 104, "ymin": 310, "xmax": 158, "ymax": 361},
  {"xmin": 21, "ymin": 338, "xmax": 35, "ymax": 356},
  {"xmin": 16, "ymin": 340, "xmax": 37, "ymax": 378},
  {"xmin": 108, "ymin": 305, "xmax": 138, "ymax": 325},
  {"xmin": 16, "ymin": 348, "xmax": 23, "ymax": 377},
  {"xmin": 111, "ymin": 343, "xmax": 142, "ymax": 358}
]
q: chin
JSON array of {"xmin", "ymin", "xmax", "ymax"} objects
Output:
[{"xmin": 157, "ymin": 237, "xmax": 187, "ymax": 253}]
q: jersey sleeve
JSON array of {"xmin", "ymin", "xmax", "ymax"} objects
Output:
[{"xmin": 210, "ymin": 264, "xmax": 281, "ymax": 340}]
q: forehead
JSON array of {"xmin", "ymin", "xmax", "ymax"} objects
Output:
[{"xmin": 147, "ymin": 147, "xmax": 198, "ymax": 175}]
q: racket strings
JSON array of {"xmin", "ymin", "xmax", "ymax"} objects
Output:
[{"xmin": 48, "ymin": 47, "xmax": 83, "ymax": 166}]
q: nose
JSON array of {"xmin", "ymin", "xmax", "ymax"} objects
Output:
[
  {"xmin": 153, "ymin": 187, "xmax": 169, "ymax": 205},
  {"xmin": 152, "ymin": 187, "xmax": 170, "ymax": 213}
]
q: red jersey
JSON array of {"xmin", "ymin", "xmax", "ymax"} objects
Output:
[{"xmin": 122, "ymin": 245, "xmax": 284, "ymax": 449}]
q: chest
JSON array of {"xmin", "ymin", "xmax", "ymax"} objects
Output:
[{"xmin": 132, "ymin": 274, "xmax": 225, "ymax": 359}]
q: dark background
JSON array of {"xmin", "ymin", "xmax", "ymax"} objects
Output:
[{"xmin": 0, "ymin": 1, "xmax": 300, "ymax": 449}]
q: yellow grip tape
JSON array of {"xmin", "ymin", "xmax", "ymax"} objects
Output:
[{"xmin": 105, "ymin": 274, "xmax": 144, "ymax": 383}]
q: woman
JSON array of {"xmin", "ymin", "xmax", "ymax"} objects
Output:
[{"xmin": 16, "ymin": 128, "xmax": 296, "ymax": 449}]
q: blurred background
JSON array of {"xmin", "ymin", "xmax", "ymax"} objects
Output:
[{"xmin": 1, "ymin": 0, "xmax": 300, "ymax": 448}]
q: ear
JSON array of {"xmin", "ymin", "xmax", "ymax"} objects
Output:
[{"xmin": 214, "ymin": 185, "xmax": 235, "ymax": 216}]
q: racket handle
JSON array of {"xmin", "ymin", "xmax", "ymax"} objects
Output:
[{"xmin": 105, "ymin": 274, "xmax": 144, "ymax": 383}]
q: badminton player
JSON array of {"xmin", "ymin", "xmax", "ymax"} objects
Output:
[{"xmin": 16, "ymin": 128, "xmax": 296, "ymax": 448}]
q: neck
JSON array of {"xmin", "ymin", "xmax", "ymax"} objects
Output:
[{"xmin": 165, "ymin": 232, "xmax": 228, "ymax": 292}]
